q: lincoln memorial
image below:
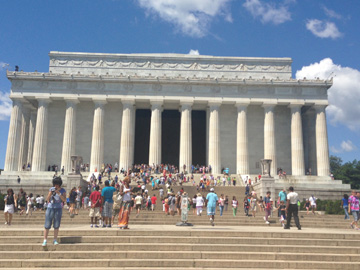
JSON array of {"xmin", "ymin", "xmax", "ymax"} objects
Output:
[{"xmin": 1, "ymin": 51, "xmax": 351, "ymax": 197}]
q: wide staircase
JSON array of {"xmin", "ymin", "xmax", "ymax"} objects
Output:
[{"xmin": 1, "ymin": 185, "xmax": 359, "ymax": 269}]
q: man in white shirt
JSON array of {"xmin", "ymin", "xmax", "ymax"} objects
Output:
[
  {"xmin": 284, "ymin": 186, "xmax": 301, "ymax": 230},
  {"xmin": 309, "ymin": 195, "xmax": 317, "ymax": 215}
]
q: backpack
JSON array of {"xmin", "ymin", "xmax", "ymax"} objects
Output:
[{"xmin": 167, "ymin": 196, "xmax": 172, "ymax": 205}]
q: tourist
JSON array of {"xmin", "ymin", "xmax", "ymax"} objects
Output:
[
  {"xmin": 206, "ymin": 188, "xmax": 218, "ymax": 226},
  {"xmin": 101, "ymin": 180, "xmax": 116, "ymax": 227},
  {"xmin": 196, "ymin": 193, "xmax": 204, "ymax": 216},
  {"xmin": 68, "ymin": 187, "xmax": 77, "ymax": 218},
  {"xmin": 151, "ymin": 194, "xmax": 157, "ymax": 211},
  {"xmin": 42, "ymin": 177, "xmax": 66, "ymax": 246},
  {"xmin": 232, "ymin": 196, "xmax": 238, "ymax": 217},
  {"xmin": 112, "ymin": 186, "xmax": 122, "ymax": 225},
  {"xmin": 309, "ymin": 195, "xmax": 317, "ymax": 215},
  {"xmin": 192, "ymin": 195, "xmax": 197, "ymax": 215},
  {"xmin": 263, "ymin": 191, "xmax": 272, "ymax": 224},
  {"xmin": 89, "ymin": 186, "xmax": 101, "ymax": 228},
  {"xmin": 4, "ymin": 189, "xmax": 17, "ymax": 225},
  {"xmin": 278, "ymin": 188, "xmax": 287, "ymax": 217},
  {"xmin": 257, "ymin": 196, "xmax": 264, "ymax": 212},
  {"xmin": 218, "ymin": 194, "xmax": 225, "ymax": 216},
  {"xmin": 250, "ymin": 195, "xmax": 257, "ymax": 218},
  {"xmin": 284, "ymin": 186, "xmax": 301, "ymax": 230},
  {"xmin": 26, "ymin": 193, "xmax": 34, "ymax": 216},
  {"xmin": 349, "ymin": 190, "xmax": 359, "ymax": 230},
  {"xmin": 245, "ymin": 184, "xmax": 250, "ymax": 195},
  {"xmin": 75, "ymin": 186, "xmax": 82, "ymax": 215},
  {"xmin": 168, "ymin": 192, "xmax": 176, "ymax": 216},
  {"xmin": 305, "ymin": 199, "xmax": 310, "ymax": 214},
  {"xmin": 341, "ymin": 194, "xmax": 350, "ymax": 220},
  {"xmin": 83, "ymin": 194, "xmax": 89, "ymax": 210},
  {"xmin": 146, "ymin": 195, "xmax": 152, "ymax": 211},
  {"xmin": 243, "ymin": 197, "xmax": 249, "ymax": 216},
  {"xmin": 118, "ymin": 177, "xmax": 132, "ymax": 229},
  {"xmin": 18, "ymin": 189, "xmax": 26, "ymax": 215},
  {"xmin": 224, "ymin": 195, "xmax": 229, "ymax": 211},
  {"xmin": 274, "ymin": 200, "xmax": 286, "ymax": 227},
  {"xmin": 134, "ymin": 193, "xmax": 142, "ymax": 217}
]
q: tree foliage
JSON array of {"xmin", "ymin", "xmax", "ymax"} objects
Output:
[{"xmin": 330, "ymin": 155, "xmax": 360, "ymax": 189}]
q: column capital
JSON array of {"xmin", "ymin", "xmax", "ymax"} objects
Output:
[
  {"xmin": 235, "ymin": 102, "xmax": 250, "ymax": 112},
  {"xmin": 313, "ymin": 104, "xmax": 327, "ymax": 112},
  {"xmin": 36, "ymin": 97, "xmax": 52, "ymax": 107},
  {"xmin": 92, "ymin": 98, "xmax": 107, "ymax": 108},
  {"xmin": 289, "ymin": 103, "xmax": 304, "ymax": 113},
  {"xmin": 65, "ymin": 98, "xmax": 80, "ymax": 107},
  {"xmin": 121, "ymin": 98, "xmax": 135, "ymax": 106},
  {"xmin": 150, "ymin": 100, "xmax": 163, "ymax": 110},
  {"xmin": 208, "ymin": 101, "xmax": 222, "ymax": 111}
]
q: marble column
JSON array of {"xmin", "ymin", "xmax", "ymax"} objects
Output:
[
  {"xmin": 119, "ymin": 100, "xmax": 135, "ymax": 171},
  {"xmin": 4, "ymin": 100, "xmax": 23, "ymax": 171},
  {"xmin": 236, "ymin": 103, "xmax": 249, "ymax": 175},
  {"xmin": 26, "ymin": 111, "xmax": 36, "ymax": 167},
  {"xmin": 315, "ymin": 105, "xmax": 330, "ymax": 176},
  {"xmin": 32, "ymin": 98, "xmax": 51, "ymax": 171},
  {"xmin": 263, "ymin": 104, "xmax": 277, "ymax": 177},
  {"xmin": 148, "ymin": 101, "xmax": 163, "ymax": 166},
  {"xmin": 17, "ymin": 108, "xmax": 30, "ymax": 171},
  {"xmin": 208, "ymin": 103, "xmax": 221, "ymax": 174},
  {"xmin": 61, "ymin": 99, "xmax": 79, "ymax": 173},
  {"xmin": 290, "ymin": 104, "xmax": 305, "ymax": 176},
  {"xmin": 90, "ymin": 100, "xmax": 106, "ymax": 172},
  {"xmin": 179, "ymin": 102, "xmax": 192, "ymax": 173}
]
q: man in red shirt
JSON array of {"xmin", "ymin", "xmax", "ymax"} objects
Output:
[
  {"xmin": 89, "ymin": 186, "xmax": 102, "ymax": 227},
  {"xmin": 151, "ymin": 194, "xmax": 157, "ymax": 211}
]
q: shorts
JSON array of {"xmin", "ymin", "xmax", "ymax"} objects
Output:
[
  {"xmin": 76, "ymin": 201, "xmax": 81, "ymax": 209},
  {"xmin": 251, "ymin": 205, "xmax": 257, "ymax": 211},
  {"xmin": 44, "ymin": 207, "xmax": 62, "ymax": 229},
  {"xmin": 170, "ymin": 204, "xmax": 175, "ymax": 212},
  {"xmin": 89, "ymin": 207, "xmax": 101, "ymax": 218},
  {"xmin": 207, "ymin": 206, "xmax": 216, "ymax": 216},
  {"xmin": 135, "ymin": 204, "xmax": 141, "ymax": 210},
  {"xmin": 352, "ymin": 211, "xmax": 359, "ymax": 222},
  {"xmin": 4, "ymin": 204, "xmax": 14, "ymax": 214},
  {"xmin": 102, "ymin": 202, "xmax": 113, "ymax": 218},
  {"xmin": 113, "ymin": 208, "xmax": 120, "ymax": 217}
]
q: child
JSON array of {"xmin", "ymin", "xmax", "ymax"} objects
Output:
[
  {"xmin": 232, "ymin": 196, "xmax": 238, "ymax": 217},
  {"xmin": 263, "ymin": 191, "xmax": 272, "ymax": 224},
  {"xmin": 274, "ymin": 200, "xmax": 286, "ymax": 227},
  {"xmin": 243, "ymin": 197, "xmax": 250, "ymax": 216},
  {"xmin": 305, "ymin": 199, "xmax": 310, "ymax": 215}
]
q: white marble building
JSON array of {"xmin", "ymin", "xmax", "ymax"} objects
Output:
[{"xmin": 4, "ymin": 51, "xmax": 333, "ymax": 178}]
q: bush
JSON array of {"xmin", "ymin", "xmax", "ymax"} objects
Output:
[{"xmin": 300, "ymin": 199, "xmax": 343, "ymax": 215}]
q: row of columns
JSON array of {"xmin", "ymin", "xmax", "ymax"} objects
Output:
[{"xmin": 4, "ymin": 99, "xmax": 331, "ymax": 177}]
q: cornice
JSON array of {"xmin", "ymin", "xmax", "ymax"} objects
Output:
[{"xmin": 7, "ymin": 71, "xmax": 333, "ymax": 88}]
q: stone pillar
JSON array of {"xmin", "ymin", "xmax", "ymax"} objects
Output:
[
  {"xmin": 61, "ymin": 99, "xmax": 79, "ymax": 173},
  {"xmin": 119, "ymin": 99, "xmax": 135, "ymax": 171},
  {"xmin": 179, "ymin": 102, "xmax": 192, "ymax": 173},
  {"xmin": 4, "ymin": 100, "xmax": 23, "ymax": 171},
  {"xmin": 17, "ymin": 108, "xmax": 30, "ymax": 171},
  {"xmin": 27, "ymin": 111, "xmax": 37, "ymax": 167},
  {"xmin": 32, "ymin": 98, "xmax": 51, "ymax": 171},
  {"xmin": 208, "ymin": 102, "xmax": 221, "ymax": 174},
  {"xmin": 263, "ymin": 104, "xmax": 277, "ymax": 177},
  {"xmin": 130, "ymin": 104, "xmax": 136, "ymax": 166},
  {"xmin": 148, "ymin": 101, "xmax": 163, "ymax": 166},
  {"xmin": 90, "ymin": 100, "xmax": 107, "ymax": 172},
  {"xmin": 315, "ymin": 105, "xmax": 330, "ymax": 176},
  {"xmin": 236, "ymin": 103, "xmax": 249, "ymax": 175},
  {"xmin": 290, "ymin": 104, "xmax": 305, "ymax": 175}
]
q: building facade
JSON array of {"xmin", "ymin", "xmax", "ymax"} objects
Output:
[{"xmin": 4, "ymin": 51, "xmax": 331, "ymax": 177}]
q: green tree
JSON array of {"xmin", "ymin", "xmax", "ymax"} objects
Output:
[{"xmin": 330, "ymin": 155, "xmax": 360, "ymax": 189}]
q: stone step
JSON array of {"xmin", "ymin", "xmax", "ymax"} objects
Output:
[
  {"xmin": 1, "ymin": 242, "xmax": 359, "ymax": 254},
  {"xmin": 1, "ymin": 259, "xmax": 359, "ymax": 269},
  {"xmin": 1, "ymin": 250, "xmax": 360, "ymax": 262}
]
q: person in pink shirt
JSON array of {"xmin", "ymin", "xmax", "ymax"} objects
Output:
[
  {"xmin": 349, "ymin": 190, "xmax": 359, "ymax": 230},
  {"xmin": 151, "ymin": 195, "xmax": 157, "ymax": 211}
]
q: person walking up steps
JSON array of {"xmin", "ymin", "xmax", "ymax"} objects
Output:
[
  {"xmin": 349, "ymin": 190, "xmax": 359, "ymax": 230},
  {"xmin": 284, "ymin": 186, "xmax": 301, "ymax": 230},
  {"xmin": 206, "ymin": 188, "xmax": 218, "ymax": 226},
  {"xmin": 232, "ymin": 196, "xmax": 238, "ymax": 217},
  {"xmin": 89, "ymin": 186, "xmax": 101, "ymax": 228}
]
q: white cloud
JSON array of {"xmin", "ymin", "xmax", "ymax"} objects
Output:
[
  {"xmin": 137, "ymin": 0, "xmax": 232, "ymax": 37},
  {"xmin": 188, "ymin": 49, "xmax": 200, "ymax": 55},
  {"xmin": 243, "ymin": 0, "xmax": 293, "ymax": 25},
  {"xmin": 322, "ymin": 6, "xmax": 342, "ymax": 20},
  {"xmin": 306, "ymin": 19, "xmax": 342, "ymax": 39},
  {"xmin": 0, "ymin": 91, "xmax": 12, "ymax": 121},
  {"xmin": 0, "ymin": 62, "xmax": 9, "ymax": 70},
  {"xmin": 330, "ymin": 140, "xmax": 357, "ymax": 154},
  {"xmin": 296, "ymin": 58, "xmax": 360, "ymax": 131}
]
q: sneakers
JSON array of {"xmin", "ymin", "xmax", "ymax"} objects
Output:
[
  {"xmin": 265, "ymin": 221, "xmax": 270, "ymax": 224},
  {"xmin": 263, "ymin": 216, "xmax": 266, "ymax": 221},
  {"xmin": 350, "ymin": 223, "xmax": 354, "ymax": 229},
  {"xmin": 102, "ymin": 224, "xmax": 106, "ymax": 228},
  {"xmin": 283, "ymin": 226, "xmax": 290, "ymax": 229},
  {"xmin": 90, "ymin": 224, "xmax": 93, "ymax": 228},
  {"xmin": 95, "ymin": 225, "xmax": 99, "ymax": 228},
  {"xmin": 42, "ymin": 240, "xmax": 47, "ymax": 247},
  {"xmin": 107, "ymin": 224, "xmax": 112, "ymax": 228},
  {"xmin": 53, "ymin": 240, "xmax": 59, "ymax": 245},
  {"xmin": 4, "ymin": 222, "xmax": 7, "ymax": 225}
]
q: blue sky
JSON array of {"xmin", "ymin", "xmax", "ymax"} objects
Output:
[{"xmin": 0, "ymin": 0, "xmax": 359, "ymax": 168}]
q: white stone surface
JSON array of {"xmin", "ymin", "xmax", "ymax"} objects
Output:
[
  {"xmin": 119, "ymin": 99, "xmax": 135, "ymax": 171},
  {"xmin": 149, "ymin": 101, "xmax": 162, "ymax": 166},
  {"xmin": 90, "ymin": 100, "xmax": 106, "ymax": 172},
  {"xmin": 208, "ymin": 103, "xmax": 221, "ymax": 174},
  {"xmin": 17, "ymin": 108, "xmax": 29, "ymax": 171},
  {"xmin": 315, "ymin": 105, "xmax": 330, "ymax": 176},
  {"xmin": 290, "ymin": 104, "xmax": 305, "ymax": 176},
  {"xmin": 236, "ymin": 103, "xmax": 249, "ymax": 175},
  {"xmin": 263, "ymin": 104, "xmax": 277, "ymax": 177},
  {"xmin": 179, "ymin": 102, "xmax": 192, "ymax": 173}
]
